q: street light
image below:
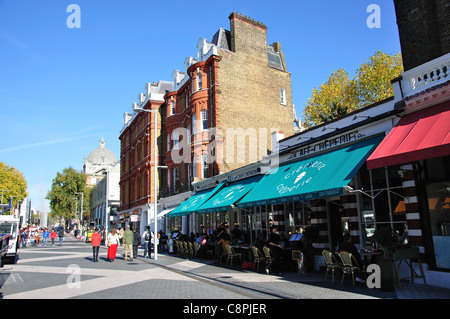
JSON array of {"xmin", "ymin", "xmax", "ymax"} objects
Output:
[{"xmin": 134, "ymin": 107, "xmax": 166, "ymax": 260}]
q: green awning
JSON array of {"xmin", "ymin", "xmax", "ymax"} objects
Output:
[
  {"xmin": 237, "ymin": 136, "xmax": 383, "ymax": 208},
  {"xmin": 167, "ymin": 182, "xmax": 225, "ymax": 217},
  {"xmin": 197, "ymin": 175, "xmax": 264, "ymax": 214}
]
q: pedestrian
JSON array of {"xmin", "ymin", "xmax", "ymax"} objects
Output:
[
  {"xmin": 106, "ymin": 228, "xmax": 120, "ymax": 262},
  {"xmin": 142, "ymin": 226, "xmax": 152, "ymax": 258},
  {"xmin": 267, "ymin": 225, "xmax": 283, "ymax": 275},
  {"xmin": 132, "ymin": 227, "xmax": 140, "ymax": 259},
  {"xmin": 34, "ymin": 229, "xmax": 40, "ymax": 246},
  {"xmin": 118, "ymin": 227, "xmax": 124, "ymax": 245},
  {"xmin": 168, "ymin": 234, "xmax": 174, "ymax": 254},
  {"xmin": 50, "ymin": 229, "xmax": 57, "ymax": 246},
  {"xmin": 20, "ymin": 230, "xmax": 28, "ymax": 248},
  {"xmin": 42, "ymin": 228, "xmax": 50, "ymax": 246},
  {"xmin": 90, "ymin": 228, "xmax": 102, "ymax": 262},
  {"xmin": 58, "ymin": 227, "xmax": 64, "ymax": 246},
  {"xmin": 123, "ymin": 225, "xmax": 134, "ymax": 261}
]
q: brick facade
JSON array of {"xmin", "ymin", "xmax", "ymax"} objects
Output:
[{"xmin": 163, "ymin": 12, "xmax": 294, "ymax": 193}]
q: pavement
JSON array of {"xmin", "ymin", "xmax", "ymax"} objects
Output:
[{"xmin": 1, "ymin": 233, "xmax": 449, "ymax": 303}]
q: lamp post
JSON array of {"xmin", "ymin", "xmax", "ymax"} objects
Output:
[{"xmin": 134, "ymin": 107, "xmax": 167, "ymax": 260}]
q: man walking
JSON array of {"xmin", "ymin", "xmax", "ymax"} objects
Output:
[
  {"xmin": 42, "ymin": 228, "xmax": 50, "ymax": 246},
  {"xmin": 123, "ymin": 225, "xmax": 134, "ymax": 261},
  {"xmin": 142, "ymin": 226, "xmax": 152, "ymax": 258},
  {"xmin": 58, "ymin": 227, "xmax": 64, "ymax": 247}
]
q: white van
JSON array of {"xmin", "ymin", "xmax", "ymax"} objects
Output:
[{"xmin": 0, "ymin": 215, "xmax": 20, "ymax": 265}]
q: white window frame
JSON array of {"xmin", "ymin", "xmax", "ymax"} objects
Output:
[
  {"xmin": 280, "ymin": 88, "xmax": 287, "ymax": 105},
  {"xmin": 173, "ymin": 130, "xmax": 179, "ymax": 150},
  {"xmin": 202, "ymin": 153, "xmax": 209, "ymax": 178},
  {"xmin": 197, "ymin": 73, "xmax": 202, "ymax": 91},
  {"xmin": 167, "ymin": 133, "xmax": 171, "ymax": 151},
  {"xmin": 192, "ymin": 112, "xmax": 197, "ymax": 133},
  {"xmin": 186, "ymin": 124, "xmax": 191, "ymax": 145},
  {"xmin": 201, "ymin": 110, "xmax": 208, "ymax": 131}
]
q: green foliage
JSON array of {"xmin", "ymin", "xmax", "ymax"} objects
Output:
[
  {"xmin": 302, "ymin": 51, "xmax": 403, "ymax": 128},
  {"xmin": 46, "ymin": 167, "xmax": 87, "ymax": 221},
  {"xmin": 0, "ymin": 162, "xmax": 28, "ymax": 208}
]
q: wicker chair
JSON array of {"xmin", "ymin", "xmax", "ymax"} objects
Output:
[
  {"xmin": 262, "ymin": 246, "xmax": 275, "ymax": 274},
  {"xmin": 339, "ymin": 251, "xmax": 360, "ymax": 286},
  {"xmin": 322, "ymin": 250, "xmax": 341, "ymax": 283},
  {"xmin": 225, "ymin": 245, "xmax": 242, "ymax": 265},
  {"xmin": 193, "ymin": 242, "xmax": 199, "ymax": 259},
  {"xmin": 251, "ymin": 246, "xmax": 265, "ymax": 272}
]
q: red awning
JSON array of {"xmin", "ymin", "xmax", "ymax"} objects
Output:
[{"xmin": 367, "ymin": 101, "xmax": 450, "ymax": 169}]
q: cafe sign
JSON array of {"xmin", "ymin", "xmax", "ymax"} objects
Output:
[{"xmin": 287, "ymin": 130, "xmax": 366, "ymax": 161}]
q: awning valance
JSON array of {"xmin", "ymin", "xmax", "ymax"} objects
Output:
[
  {"xmin": 197, "ymin": 175, "xmax": 263, "ymax": 214},
  {"xmin": 167, "ymin": 182, "xmax": 225, "ymax": 217},
  {"xmin": 237, "ymin": 136, "xmax": 383, "ymax": 208}
]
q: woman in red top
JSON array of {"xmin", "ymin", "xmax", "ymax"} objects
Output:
[
  {"xmin": 50, "ymin": 229, "xmax": 57, "ymax": 246},
  {"xmin": 90, "ymin": 228, "xmax": 102, "ymax": 262}
]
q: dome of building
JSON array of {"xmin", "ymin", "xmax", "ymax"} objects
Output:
[{"xmin": 86, "ymin": 137, "xmax": 118, "ymax": 165}]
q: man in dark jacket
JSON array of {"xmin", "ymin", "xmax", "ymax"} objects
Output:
[
  {"xmin": 132, "ymin": 228, "xmax": 141, "ymax": 259},
  {"xmin": 58, "ymin": 228, "xmax": 64, "ymax": 247}
]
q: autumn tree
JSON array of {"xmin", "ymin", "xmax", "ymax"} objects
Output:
[
  {"xmin": 0, "ymin": 162, "xmax": 28, "ymax": 210},
  {"xmin": 46, "ymin": 167, "xmax": 87, "ymax": 223},
  {"xmin": 302, "ymin": 51, "xmax": 403, "ymax": 128}
]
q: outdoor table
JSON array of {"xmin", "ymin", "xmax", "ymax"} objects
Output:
[{"xmin": 232, "ymin": 245, "xmax": 251, "ymax": 261}]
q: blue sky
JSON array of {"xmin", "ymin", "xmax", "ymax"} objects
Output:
[{"xmin": 0, "ymin": 0, "xmax": 401, "ymax": 212}]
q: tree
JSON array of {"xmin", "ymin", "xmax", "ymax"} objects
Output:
[
  {"xmin": 0, "ymin": 162, "xmax": 28, "ymax": 208},
  {"xmin": 46, "ymin": 167, "xmax": 87, "ymax": 224},
  {"xmin": 302, "ymin": 51, "xmax": 403, "ymax": 128}
]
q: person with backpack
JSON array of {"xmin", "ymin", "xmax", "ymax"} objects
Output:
[
  {"xmin": 142, "ymin": 226, "xmax": 152, "ymax": 259},
  {"xmin": 58, "ymin": 228, "xmax": 65, "ymax": 247}
]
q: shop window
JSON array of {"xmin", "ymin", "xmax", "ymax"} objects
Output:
[
  {"xmin": 359, "ymin": 164, "xmax": 407, "ymax": 241},
  {"xmin": 425, "ymin": 155, "xmax": 450, "ymax": 269}
]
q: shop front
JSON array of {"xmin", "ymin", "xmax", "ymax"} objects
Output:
[{"xmin": 367, "ymin": 99, "xmax": 450, "ymax": 272}]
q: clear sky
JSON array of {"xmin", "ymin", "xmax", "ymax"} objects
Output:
[{"xmin": 0, "ymin": 0, "xmax": 401, "ymax": 213}]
